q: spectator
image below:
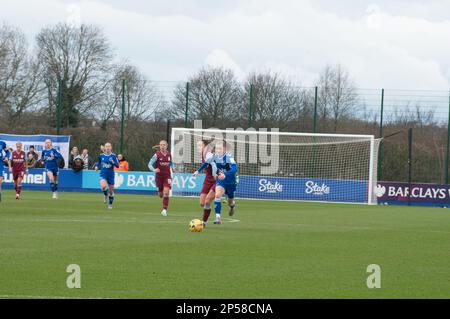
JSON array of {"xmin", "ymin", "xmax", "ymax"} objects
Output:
[
  {"xmin": 27, "ymin": 145, "xmax": 39, "ymax": 161},
  {"xmin": 81, "ymin": 149, "xmax": 93, "ymax": 170},
  {"xmin": 68, "ymin": 147, "xmax": 79, "ymax": 168},
  {"xmin": 27, "ymin": 153, "xmax": 37, "ymax": 168},
  {"xmin": 72, "ymin": 155, "xmax": 84, "ymax": 173},
  {"xmin": 115, "ymin": 154, "xmax": 129, "ymax": 172}
]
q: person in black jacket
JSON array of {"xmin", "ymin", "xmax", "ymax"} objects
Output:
[
  {"xmin": 68, "ymin": 147, "xmax": 79, "ymax": 168},
  {"xmin": 71, "ymin": 155, "xmax": 83, "ymax": 173}
]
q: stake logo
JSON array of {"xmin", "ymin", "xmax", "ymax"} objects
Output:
[
  {"xmin": 305, "ymin": 181, "xmax": 330, "ymax": 195},
  {"xmin": 258, "ymin": 179, "xmax": 283, "ymax": 193}
]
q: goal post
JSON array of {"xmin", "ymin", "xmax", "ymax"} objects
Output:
[{"xmin": 171, "ymin": 128, "xmax": 381, "ymax": 205}]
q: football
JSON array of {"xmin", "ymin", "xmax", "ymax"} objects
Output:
[{"xmin": 189, "ymin": 219, "xmax": 204, "ymax": 232}]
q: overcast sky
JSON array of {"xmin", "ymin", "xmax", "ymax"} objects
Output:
[{"xmin": 1, "ymin": 0, "xmax": 450, "ymax": 90}]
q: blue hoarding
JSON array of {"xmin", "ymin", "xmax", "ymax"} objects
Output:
[
  {"xmin": 2, "ymin": 168, "xmax": 368, "ymax": 203},
  {"xmin": 2, "ymin": 168, "xmax": 82, "ymax": 190},
  {"xmin": 82, "ymin": 170, "xmax": 205, "ymax": 194},
  {"xmin": 236, "ymin": 176, "xmax": 368, "ymax": 203}
]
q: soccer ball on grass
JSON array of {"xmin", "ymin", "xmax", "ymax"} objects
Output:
[{"xmin": 189, "ymin": 219, "xmax": 204, "ymax": 232}]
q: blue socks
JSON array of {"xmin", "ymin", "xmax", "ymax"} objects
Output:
[
  {"xmin": 214, "ymin": 198, "xmax": 222, "ymax": 215},
  {"xmin": 109, "ymin": 193, "xmax": 114, "ymax": 205}
]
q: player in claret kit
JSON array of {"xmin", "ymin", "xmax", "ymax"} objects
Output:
[
  {"xmin": 11, "ymin": 142, "xmax": 28, "ymax": 200},
  {"xmin": 0, "ymin": 140, "xmax": 12, "ymax": 203},
  {"xmin": 40, "ymin": 139, "xmax": 62, "ymax": 199},
  {"xmin": 193, "ymin": 140, "xmax": 216, "ymax": 225},
  {"xmin": 94, "ymin": 142, "xmax": 119, "ymax": 210},
  {"xmin": 148, "ymin": 140, "xmax": 174, "ymax": 217},
  {"xmin": 195, "ymin": 140, "xmax": 238, "ymax": 225}
]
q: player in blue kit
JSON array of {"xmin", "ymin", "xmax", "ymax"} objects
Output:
[
  {"xmin": 0, "ymin": 140, "xmax": 12, "ymax": 203},
  {"xmin": 40, "ymin": 139, "xmax": 63, "ymax": 199},
  {"xmin": 94, "ymin": 142, "xmax": 119, "ymax": 209},
  {"xmin": 194, "ymin": 140, "xmax": 238, "ymax": 224}
]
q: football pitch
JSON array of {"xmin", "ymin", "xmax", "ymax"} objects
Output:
[{"xmin": 0, "ymin": 190, "xmax": 449, "ymax": 299}]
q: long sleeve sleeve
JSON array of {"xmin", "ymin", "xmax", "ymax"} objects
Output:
[
  {"xmin": 95, "ymin": 155, "xmax": 101, "ymax": 168},
  {"xmin": 148, "ymin": 154, "xmax": 157, "ymax": 172},
  {"xmin": 113, "ymin": 155, "xmax": 120, "ymax": 168},
  {"xmin": 54, "ymin": 149, "xmax": 63, "ymax": 158}
]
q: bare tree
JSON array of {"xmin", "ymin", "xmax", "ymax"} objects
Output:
[
  {"xmin": 244, "ymin": 71, "xmax": 307, "ymax": 129},
  {"xmin": 94, "ymin": 62, "xmax": 164, "ymax": 128},
  {"xmin": 316, "ymin": 64, "xmax": 358, "ymax": 132},
  {"xmin": 0, "ymin": 24, "xmax": 43, "ymax": 126},
  {"xmin": 36, "ymin": 23, "xmax": 113, "ymax": 128},
  {"xmin": 170, "ymin": 67, "xmax": 242, "ymax": 127},
  {"xmin": 121, "ymin": 64, "xmax": 164, "ymax": 122}
]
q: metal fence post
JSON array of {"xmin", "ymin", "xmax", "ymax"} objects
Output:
[
  {"xmin": 120, "ymin": 79, "xmax": 125, "ymax": 154},
  {"xmin": 313, "ymin": 86, "xmax": 318, "ymax": 133},
  {"xmin": 184, "ymin": 82, "xmax": 189, "ymax": 128},
  {"xmin": 408, "ymin": 127, "xmax": 413, "ymax": 205},
  {"xmin": 166, "ymin": 119, "xmax": 171, "ymax": 144},
  {"xmin": 248, "ymin": 83, "xmax": 253, "ymax": 128},
  {"xmin": 378, "ymin": 88, "xmax": 384, "ymax": 180},
  {"xmin": 56, "ymin": 79, "xmax": 62, "ymax": 135},
  {"xmin": 446, "ymin": 91, "xmax": 450, "ymax": 184}
]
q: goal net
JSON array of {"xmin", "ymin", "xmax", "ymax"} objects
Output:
[{"xmin": 171, "ymin": 128, "xmax": 381, "ymax": 205}]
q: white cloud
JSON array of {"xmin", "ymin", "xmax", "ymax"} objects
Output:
[
  {"xmin": 204, "ymin": 49, "xmax": 245, "ymax": 80},
  {"xmin": 0, "ymin": 0, "xmax": 449, "ymax": 90}
]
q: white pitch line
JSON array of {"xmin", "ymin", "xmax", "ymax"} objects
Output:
[
  {"xmin": 0, "ymin": 216, "xmax": 242, "ymax": 225},
  {"xmin": 223, "ymin": 218, "xmax": 241, "ymax": 223}
]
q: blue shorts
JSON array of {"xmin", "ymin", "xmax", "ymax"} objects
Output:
[
  {"xmin": 100, "ymin": 171, "xmax": 115, "ymax": 186},
  {"xmin": 217, "ymin": 182, "xmax": 237, "ymax": 199},
  {"xmin": 46, "ymin": 167, "xmax": 59, "ymax": 176},
  {"xmin": 0, "ymin": 161, "xmax": 4, "ymax": 174}
]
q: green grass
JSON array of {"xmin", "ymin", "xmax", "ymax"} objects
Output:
[{"xmin": 0, "ymin": 189, "xmax": 449, "ymax": 299}]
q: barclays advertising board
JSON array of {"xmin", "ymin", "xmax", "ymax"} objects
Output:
[
  {"xmin": 374, "ymin": 182, "xmax": 450, "ymax": 207},
  {"xmin": 82, "ymin": 170, "xmax": 205, "ymax": 194}
]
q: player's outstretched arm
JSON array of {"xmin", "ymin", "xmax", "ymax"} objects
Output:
[
  {"xmin": 195, "ymin": 153, "xmax": 214, "ymax": 174},
  {"xmin": 148, "ymin": 154, "xmax": 157, "ymax": 172},
  {"xmin": 94, "ymin": 155, "xmax": 101, "ymax": 171},
  {"xmin": 225, "ymin": 163, "xmax": 238, "ymax": 177},
  {"xmin": 112, "ymin": 155, "xmax": 120, "ymax": 168},
  {"xmin": 195, "ymin": 162, "xmax": 209, "ymax": 173}
]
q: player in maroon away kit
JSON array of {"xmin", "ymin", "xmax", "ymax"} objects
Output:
[
  {"xmin": 148, "ymin": 140, "xmax": 174, "ymax": 216},
  {"xmin": 193, "ymin": 140, "xmax": 216, "ymax": 226},
  {"xmin": 11, "ymin": 142, "xmax": 28, "ymax": 200}
]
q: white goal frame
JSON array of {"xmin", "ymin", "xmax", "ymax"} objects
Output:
[{"xmin": 171, "ymin": 128, "xmax": 378, "ymax": 205}]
